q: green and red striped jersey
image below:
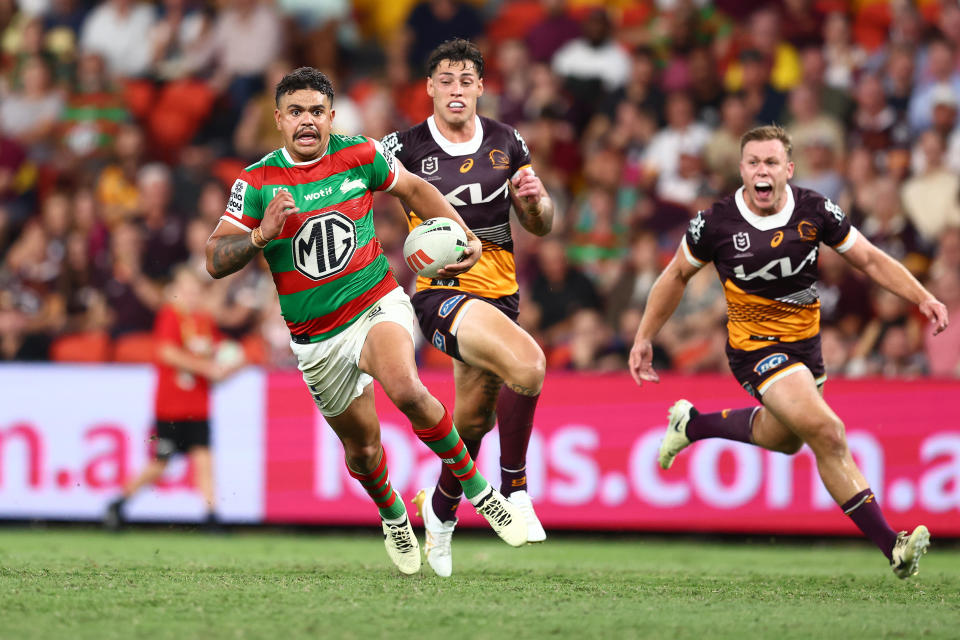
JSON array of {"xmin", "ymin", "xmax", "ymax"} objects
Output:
[{"xmin": 220, "ymin": 134, "xmax": 400, "ymax": 342}]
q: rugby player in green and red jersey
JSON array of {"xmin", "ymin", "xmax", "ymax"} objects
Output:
[{"xmin": 205, "ymin": 67, "xmax": 528, "ymax": 574}]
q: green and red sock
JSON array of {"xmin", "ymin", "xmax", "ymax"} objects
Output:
[
  {"xmin": 414, "ymin": 408, "xmax": 488, "ymax": 500},
  {"xmin": 347, "ymin": 448, "xmax": 405, "ymax": 521}
]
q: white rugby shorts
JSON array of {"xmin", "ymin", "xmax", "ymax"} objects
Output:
[{"xmin": 290, "ymin": 287, "xmax": 417, "ymax": 417}]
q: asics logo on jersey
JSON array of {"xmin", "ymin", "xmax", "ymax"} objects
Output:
[
  {"xmin": 444, "ymin": 181, "xmax": 509, "ymax": 206},
  {"xmin": 733, "ymin": 246, "xmax": 818, "ymax": 281},
  {"xmin": 292, "ymin": 211, "xmax": 357, "ymax": 280},
  {"xmin": 339, "ymin": 178, "xmax": 365, "ymax": 194}
]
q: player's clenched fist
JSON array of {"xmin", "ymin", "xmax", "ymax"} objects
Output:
[
  {"xmin": 261, "ymin": 189, "xmax": 299, "ymax": 241},
  {"xmin": 509, "ymin": 168, "xmax": 543, "ymax": 212}
]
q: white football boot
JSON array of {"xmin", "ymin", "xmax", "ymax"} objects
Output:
[
  {"xmin": 890, "ymin": 525, "xmax": 930, "ymax": 579},
  {"xmin": 658, "ymin": 399, "xmax": 696, "ymax": 470},
  {"xmin": 412, "ymin": 487, "xmax": 456, "ymax": 577},
  {"xmin": 471, "ymin": 485, "xmax": 528, "ymax": 547},
  {"xmin": 507, "ymin": 490, "xmax": 546, "ymax": 543},
  {"xmin": 381, "ymin": 515, "xmax": 421, "ymax": 575}
]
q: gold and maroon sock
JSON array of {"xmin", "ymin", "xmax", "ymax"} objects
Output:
[
  {"xmin": 347, "ymin": 448, "xmax": 405, "ymax": 521},
  {"xmin": 841, "ymin": 488, "xmax": 899, "ymax": 560},
  {"xmin": 432, "ymin": 437, "xmax": 482, "ymax": 522},
  {"xmin": 500, "ymin": 465, "xmax": 527, "ymax": 497},
  {"xmin": 496, "ymin": 387, "xmax": 539, "ymax": 496},
  {"xmin": 413, "ymin": 408, "xmax": 488, "ymax": 500},
  {"xmin": 686, "ymin": 407, "xmax": 758, "ymax": 443}
]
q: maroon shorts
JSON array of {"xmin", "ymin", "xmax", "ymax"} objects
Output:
[
  {"xmin": 726, "ymin": 334, "xmax": 825, "ymax": 399},
  {"xmin": 412, "ymin": 289, "xmax": 519, "ymax": 361}
]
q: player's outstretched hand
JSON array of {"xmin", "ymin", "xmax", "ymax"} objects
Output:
[
  {"xmin": 920, "ymin": 297, "xmax": 949, "ymax": 335},
  {"xmin": 437, "ymin": 233, "xmax": 482, "ymax": 277},
  {"xmin": 261, "ymin": 188, "xmax": 299, "ymax": 241},
  {"xmin": 629, "ymin": 337, "xmax": 660, "ymax": 386}
]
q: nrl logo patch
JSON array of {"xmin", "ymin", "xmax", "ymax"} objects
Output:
[
  {"xmin": 422, "ymin": 157, "xmax": 439, "ymax": 175},
  {"xmin": 733, "ymin": 231, "xmax": 751, "ymax": 252}
]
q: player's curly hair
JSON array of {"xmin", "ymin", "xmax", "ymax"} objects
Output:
[
  {"xmin": 427, "ymin": 38, "xmax": 484, "ymax": 78},
  {"xmin": 740, "ymin": 125, "xmax": 793, "ymax": 158},
  {"xmin": 275, "ymin": 67, "xmax": 335, "ymax": 106}
]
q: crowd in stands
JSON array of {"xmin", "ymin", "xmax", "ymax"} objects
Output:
[{"xmin": 0, "ymin": 0, "xmax": 958, "ymax": 379}]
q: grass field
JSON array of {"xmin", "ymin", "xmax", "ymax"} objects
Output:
[{"xmin": 1, "ymin": 527, "xmax": 958, "ymax": 640}]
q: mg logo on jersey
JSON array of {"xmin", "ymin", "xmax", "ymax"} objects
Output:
[
  {"xmin": 444, "ymin": 181, "xmax": 509, "ymax": 206},
  {"xmin": 754, "ymin": 353, "xmax": 788, "ymax": 375},
  {"xmin": 733, "ymin": 246, "xmax": 818, "ymax": 281},
  {"xmin": 422, "ymin": 157, "xmax": 438, "ymax": 175},
  {"xmin": 292, "ymin": 211, "xmax": 357, "ymax": 280},
  {"xmin": 733, "ymin": 232, "xmax": 751, "ymax": 252}
]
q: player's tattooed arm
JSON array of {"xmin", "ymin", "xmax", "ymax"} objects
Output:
[{"xmin": 206, "ymin": 232, "xmax": 261, "ymax": 278}]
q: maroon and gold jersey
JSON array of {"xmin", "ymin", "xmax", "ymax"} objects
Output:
[
  {"xmin": 382, "ymin": 115, "xmax": 532, "ymax": 298},
  {"xmin": 682, "ymin": 185, "xmax": 858, "ymax": 351}
]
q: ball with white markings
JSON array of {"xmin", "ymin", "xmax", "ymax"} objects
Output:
[{"xmin": 402, "ymin": 218, "xmax": 468, "ymax": 278}]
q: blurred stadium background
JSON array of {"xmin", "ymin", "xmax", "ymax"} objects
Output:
[{"xmin": 0, "ymin": 0, "xmax": 959, "ymax": 538}]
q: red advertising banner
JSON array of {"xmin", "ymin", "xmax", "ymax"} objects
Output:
[{"xmin": 264, "ymin": 372, "xmax": 960, "ymax": 535}]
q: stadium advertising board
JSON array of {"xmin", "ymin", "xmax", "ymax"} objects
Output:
[
  {"xmin": 0, "ymin": 365, "xmax": 264, "ymax": 523},
  {"xmin": 264, "ymin": 371, "xmax": 960, "ymax": 536},
  {"xmin": 1, "ymin": 365, "xmax": 957, "ymax": 535}
]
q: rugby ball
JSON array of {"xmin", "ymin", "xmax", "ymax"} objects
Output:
[{"xmin": 403, "ymin": 218, "xmax": 468, "ymax": 278}]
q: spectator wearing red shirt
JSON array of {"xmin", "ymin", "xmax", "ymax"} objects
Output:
[{"xmin": 104, "ymin": 265, "xmax": 243, "ymax": 530}]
